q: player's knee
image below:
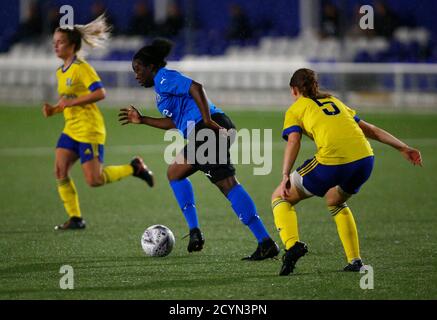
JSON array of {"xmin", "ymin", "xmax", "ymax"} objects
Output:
[
  {"xmin": 85, "ymin": 175, "xmax": 104, "ymax": 187},
  {"xmin": 167, "ymin": 166, "xmax": 177, "ymax": 181},
  {"xmin": 55, "ymin": 166, "xmax": 68, "ymax": 180},
  {"xmin": 325, "ymin": 186, "xmax": 351, "ymax": 206},
  {"xmin": 214, "ymin": 176, "xmax": 238, "ymax": 196},
  {"xmin": 87, "ymin": 180, "xmax": 103, "ymax": 187},
  {"xmin": 215, "ymin": 182, "xmax": 228, "ymax": 195},
  {"xmin": 326, "ymin": 193, "xmax": 349, "ymax": 206},
  {"xmin": 271, "ymin": 187, "xmax": 281, "ymax": 201}
]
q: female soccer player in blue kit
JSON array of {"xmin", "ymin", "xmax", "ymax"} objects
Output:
[
  {"xmin": 272, "ymin": 68, "xmax": 422, "ymax": 275},
  {"xmin": 119, "ymin": 39, "xmax": 279, "ymax": 260}
]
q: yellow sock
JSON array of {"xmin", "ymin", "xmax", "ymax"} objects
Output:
[
  {"xmin": 329, "ymin": 204, "xmax": 361, "ymax": 263},
  {"xmin": 102, "ymin": 165, "xmax": 133, "ymax": 184},
  {"xmin": 57, "ymin": 177, "xmax": 81, "ymax": 218},
  {"xmin": 272, "ymin": 197, "xmax": 299, "ymax": 250}
]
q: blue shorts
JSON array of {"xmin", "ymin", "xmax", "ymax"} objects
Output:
[
  {"xmin": 56, "ymin": 133, "xmax": 104, "ymax": 164},
  {"xmin": 295, "ymin": 156, "xmax": 374, "ymax": 197}
]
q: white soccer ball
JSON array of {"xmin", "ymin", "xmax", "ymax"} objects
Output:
[{"xmin": 141, "ymin": 224, "xmax": 175, "ymax": 257}]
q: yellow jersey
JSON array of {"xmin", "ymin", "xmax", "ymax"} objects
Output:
[
  {"xmin": 282, "ymin": 96, "xmax": 373, "ymax": 165},
  {"xmin": 56, "ymin": 57, "xmax": 106, "ymax": 144}
]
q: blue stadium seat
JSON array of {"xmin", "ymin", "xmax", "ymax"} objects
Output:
[
  {"xmin": 354, "ymin": 51, "xmax": 374, "ymax": 63},
  {"xmin": 382, "ymin": 74, "xmax": 395, "ymax": 90}
]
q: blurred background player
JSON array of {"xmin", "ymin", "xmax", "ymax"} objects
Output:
[
  {"xmin": 226, "ymin": 3, "xmax": 252, "ymax": 42},
  {"xmin": 159, "ymin": 2, "xmax": 185, "ymax": 38},
  {"xmin": 127, "ymin": 1, "xmax": 155, "ymax": 36},
  {"xmin": 43, "ymin": 15, "xmax": 154, "ymax": 230},
  {"xmin": 272, "ymin": 68, "xmax": 422, "ymax": 275},
  {"xmin": 118, "ymin": 39, "xmax": 279, "ymax": 260}
]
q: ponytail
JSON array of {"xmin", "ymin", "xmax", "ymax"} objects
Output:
[
  {"xmin": 133, "ymin": 38, "xmax": 174, "ymax": 69},
  {"xmin": 56, "ymin": 14, "xmax": 112, "ymax": 57},
  {"xmin": 289, "ymin": 68, "xmax": 332, "ymax": 99}
]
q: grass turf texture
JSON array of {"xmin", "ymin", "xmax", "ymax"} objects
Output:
[{"xmin": 0, "ymin": 106, "xmax": 436, "ymax": 300}]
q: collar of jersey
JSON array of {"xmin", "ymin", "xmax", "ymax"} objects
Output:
[
  {"xmin": 62, "ymin": 56, "xmax": 77, "ymax": 73},
  {"xmin": 154, "ymin": 67, "xmax": 166, "ymax": 85}
]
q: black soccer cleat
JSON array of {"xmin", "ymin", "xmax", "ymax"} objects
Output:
[
  {"xmin": 343, "ymin": 259, "xmax": 364, "ymax": 272},
  {"xmin": 279, "ymin": 241, "xmax": 308, "ymax": 276},
  {"xmin": 54, "ymin": 217, "xmax": 86, "ymax": 230},
  {"xmin": 187, "ymin": 227, "xmax": 205, "ymax": 252},
  {"xmin": 242, "ymin": 238, "xmax": 280, "ymax": 261},
  {"xmin": 131, "ymin": 156, "xmax": 154, "ymax": 187}
]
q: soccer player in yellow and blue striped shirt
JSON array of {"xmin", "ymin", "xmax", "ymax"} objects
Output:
[
  {"xmin": 42, "ymin": 15, "xmax": 154, "ymax": 230},
  {"xmin": 272, "ymin": 68, "xmax": 422, "ymax": 275}
]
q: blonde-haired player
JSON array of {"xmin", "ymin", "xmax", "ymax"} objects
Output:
[
  {"xmin": 272, "ymin": 68, "xmax": 422, "ymax": 275},
  {"xmin": 43, "ymin": 15, "xmax": 154, "ymax": 230}
]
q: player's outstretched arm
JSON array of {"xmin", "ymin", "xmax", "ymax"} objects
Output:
[
  {"xmin": 358, "ymin": 120, "xmax": 423, "ymax": 166},
  {"xmin": 118, "ymin": 105, "xmax": 176, "ymax": 130}
]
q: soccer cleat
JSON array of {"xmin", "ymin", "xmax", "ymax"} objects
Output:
[
  {"xmin": 242, "ymin": 238, "xmax": 280, "ymax": 261},
  {"xmin": 187, "ymin": 227, "xmax": 205, "ymax": 252},
  {"xmin": 343, "ymin": 259, "xmax": 364, "ymax": 272},
  {"xmin": 279, "ymin": 241, "xmax": 308, "ymax": 276},
  {"xmin": 54, "ymin": 217, "xmax": 86, "ymax": 230},
  {"xmin": 131, "ymin": 156, "xmax": 154, "ymax": 187}
]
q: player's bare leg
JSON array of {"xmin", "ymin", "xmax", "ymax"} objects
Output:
[
  {"xmin": 167, "ymin": 153, "xmax": 198, "ymax": 181},
  {"xmin": 55, "ymin": 148, "xmax": 79, "ymax": 180},
  {"xmin": 271, "ymin": 181, "xmax": 311, "ymax": 205},
  {"xmin": 81, "ymin": 157, "xmax": 105, "ymax": 187},
  {"xmin": 325, "ymin": 186, "xmax": 351, "ymax": 207},
  {"xmin": 214, "ymin": 175, "xmax": 238, "ymax": 196}
]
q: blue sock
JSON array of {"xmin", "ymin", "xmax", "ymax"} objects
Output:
[
  {"xmin": 226, "ymin": 184, "xmax": 270, "ymax": 243},
  {"xmin": 169, "ymin": 179, "xmax": 198, "ymax": 230}
]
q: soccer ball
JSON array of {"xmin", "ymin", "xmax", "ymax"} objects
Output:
[{"xmin": 141, "ymin": 224, "xmax": 175, "ymax": 257}]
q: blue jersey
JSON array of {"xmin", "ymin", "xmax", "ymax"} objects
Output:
[{"xmin": 153, "ymin": 67, "xmax": 223, "ymax": 138}]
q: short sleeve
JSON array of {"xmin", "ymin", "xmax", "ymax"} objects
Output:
[
  {"xmin": 344, "ymin": 104, "xmax": 361, "ymax": 123},
  {"xmin": 158, "ymin": 70, "xmax": 192, "ymax": 96},
  {"xmin": 282, "ymin": 108, "xmax": 302, "ymax": 141},
  {"xmin": 80, "ymin": 63, "xmax": 103, "ymax": 92}
]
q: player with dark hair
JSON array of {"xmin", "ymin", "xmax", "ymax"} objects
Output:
[
  {"xmin": 43, "ymin": 15, "xmax": 154, "ymax": 230},
  {"xmin": 272, "ymin": 68, "xmax": 422, "ymax": 275},
  {"xmin": 118, "ymin": 39, "xmax": 280, "ymax": 260}
]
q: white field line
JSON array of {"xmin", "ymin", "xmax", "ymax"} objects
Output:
[
  {"xmin": 0, "ymin": 138, "xmax": 436, "ymax": 157},
  {"xmin": 0, "ymin": 144, "xmax": 166, "ymax": 157}
]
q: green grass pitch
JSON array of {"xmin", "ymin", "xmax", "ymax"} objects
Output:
[{"xmin": 0, "ymin": 106, "xmax": 436, "ymax": 299}]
